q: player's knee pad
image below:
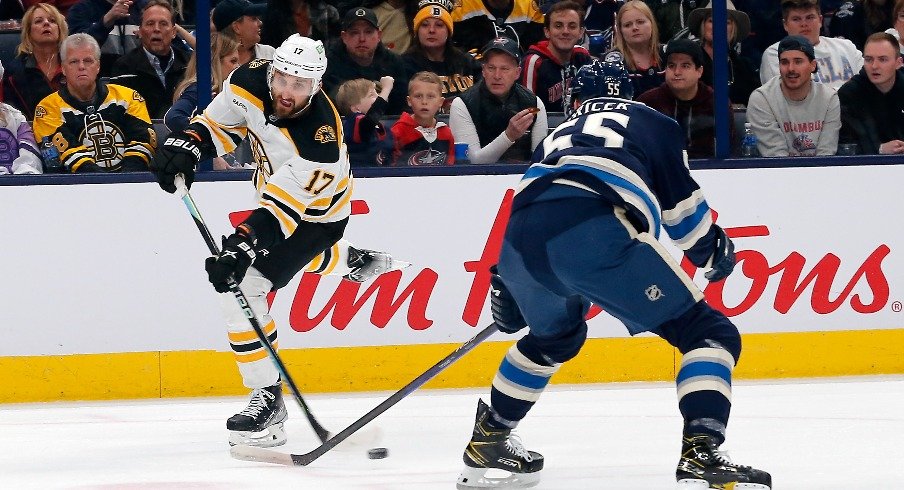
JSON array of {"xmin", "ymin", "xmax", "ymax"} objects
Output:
[
  {"xmin": 518, "ymin": 320, "xmax": 588, "ymax": 365},
  {"xmin": 655, "ymin": 301, "xmax": 741, "ymax": 363},
  {"xmin": 220, "ymin": 266, "xmax": 274, "ymax": 329}
]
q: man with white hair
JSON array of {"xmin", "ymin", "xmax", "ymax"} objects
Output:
[{"xmin": 151, "ymin": 34, "xmax": 405, "ymax": 447}]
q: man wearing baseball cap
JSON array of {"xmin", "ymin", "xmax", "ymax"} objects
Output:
[
  {"xmin": 213, "ymin": 0, "xmax": 273, "ymax": 65},
  {"xmin": 449, "ymin": 37, "xmax": 548, "ymax": 164},
  {"xmin": 747, "ymin": 35, "xmax": 840, "ymax": 157},
  {"xmin": 323, "ymin": 7, "xmax": 408, "ymax": 114},
  {"xmin": 637, "ymin": 39, "xmax": 733, "ymax": 158}
]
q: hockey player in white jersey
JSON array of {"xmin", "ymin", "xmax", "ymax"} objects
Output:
[{"xmin": 151, "ymin": 34, "xmax": 405, "ymax": 447}]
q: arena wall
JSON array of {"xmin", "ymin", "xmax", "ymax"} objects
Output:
[{"xmin": 2, "ymin": 166, "xmax": 902, "ymax": 402}]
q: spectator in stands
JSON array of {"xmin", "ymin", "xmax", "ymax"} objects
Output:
[
  {"xmin": 2, "ymin": 3, "xmax": 67, "ymax": 118},
  {"xmin": 214, "ymin": 0, "xmax": 274, "ymax": 65},
  {"xmin": 33, "ymin": 33, "xmax": 155, "ymax": 172},
  {"xmin": 336, "ymin": 76, "xmax": 394, "ymax": 166},
  {"xmin": 747, "ymin": 35, "xmax": 840, "ymax": 157},
  {"xmin": 403, "ymin": 1, "xmax": 481, "ymax": 112},
  {"xmin": 23, "ymin": 0, "xmax": 77, "ymax": 17},
  {"xmin": 165, "ymin": 33, "xmax": 242, "ymax": 169},
  {"xmin": 636, "ymin": 39, "xmax": 732, "ymax": 158},
  {"xmin": 830, "ymin": 0, "xmax": 895, "ymax": 50},
  {"xmin": 165, "ymin": 33, "xmax": 240, "ymax": 132},
  {"xmin": 883, "ymin": 0, "xmax": 904, "ymax": 53},
  {"xmin": 110, "ymin": 0, "xmax": 190, "ymax": 119},
  {"xmin": 66, "ymin": 0, "xmax": 145, "ymax": 77},
  {"xmin": 260, "ymin": 0, "xmax": 340, "ymax": 47},
  {"xmin": 686, "ymin": 0, "xmax": 760, "ymax": 106},
  {"xmin": 644, "ymin": 0, "xmax": 704, "ymax": 41},
  {"xmin": 392, "ymin": 70, "xmax": 455, "ymax": 165},
  {"xmin": 838, "ymin": 32, "xmax": 904, "ymax": 154},
  {"xmin": 449, "ymin": 37, "xmax": 548, "ymax": 164},
  {"xmin": 323, "ymin": 7, "xmax": 408, "ymax": 114},
  {"xmin": 0, "ymin": 61, "xmax": 43, "ymax": 175},
  {"xmin": 521, "ymin": 1, "xmax": 593, "ymax": 113},
  {"xmin": 610, "ymin": 0, "xmax": 665, "ymax": 97},
  {"xmin": 760, "ymin": 0, "xmax": 863, "ymax": 90},
  {"xmin": 451, "ymin": 0, "xmax": 545, "ymax": 53},
  {"xmin": 366, "ymin": 0, "xmax": 419, "ymax": 54}
]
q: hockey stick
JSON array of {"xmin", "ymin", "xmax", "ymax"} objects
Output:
[
  {"xmin": 230, "ymin": 321, "xmax": 499, "ymax": 466},
  {"xmin": 174, "ymin": 175, "xmax": 331, "ymax": 443}
]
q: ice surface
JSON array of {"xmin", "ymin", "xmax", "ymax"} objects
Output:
[{"xmin": 3, "ymin": 376, "xmax": 902, "ymax": 489}]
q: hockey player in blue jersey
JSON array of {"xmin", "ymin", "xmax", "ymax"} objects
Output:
[{"xmin": 456, "ymin": 60, "xmax": 772, "ymax": 489}]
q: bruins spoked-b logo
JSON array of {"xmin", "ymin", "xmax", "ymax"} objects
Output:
[
  {"xmin": 314, "ymin": 125, "xmax": 336, "ymax": 143},
  {"xmin": 82, "ymin": 114, "xmax": 125, "ymax": 169}
]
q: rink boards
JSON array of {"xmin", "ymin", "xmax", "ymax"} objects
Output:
[{"xmin": 2, "ymin": 166, "xmax": 903, "ymax": 402}]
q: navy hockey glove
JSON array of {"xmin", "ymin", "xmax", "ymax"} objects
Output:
[
  {"xmin": 205, "ymin": 229, "xmax": 257, "ymax": 293},
  {"xmin": 489, "ymin": 266, "xmax": 527, "ymax": 334},
  {"xmin": 704, "ymin": 226, "xmax": 736, "ymax": 282},
  {"xmin": 152, "ymin": 129, "xmax": 202, "ymax": 193}
]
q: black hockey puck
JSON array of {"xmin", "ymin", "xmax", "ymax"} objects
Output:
[{"xmin": 367, "ymin": 447, "xmax": 389, "ymax": 459}]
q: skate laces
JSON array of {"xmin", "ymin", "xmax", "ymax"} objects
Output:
[
  {"xmin": 504, "ymin": 434, "xmax": 533, "ymax": 462},
  {"xmin": 239, "ymin": 388, "xmax": 274, "ymax": 417}
]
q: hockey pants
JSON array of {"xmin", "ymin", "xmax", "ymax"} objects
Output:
[
  {"xmin": 489, "ymin": 196, "xmax": 741, "ymax": 443},
  {"xmin": 221, "ymin": 218, "xmax": 347, "ymax": 389}
]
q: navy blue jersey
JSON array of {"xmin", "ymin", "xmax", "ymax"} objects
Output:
[{"xmin": 516, "ymin": 97, "xmax": 715, "ymax": 261}]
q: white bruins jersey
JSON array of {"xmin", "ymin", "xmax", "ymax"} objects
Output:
[{"xmin": 190, "ymin": 59, "xmax": 352, "ymax": 238}]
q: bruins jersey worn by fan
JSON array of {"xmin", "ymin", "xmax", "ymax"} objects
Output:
[
  {"xmin": 151, "ymin": 35, "xmax": 407, "ymax": 449},
  {"xmin": 32, "ymin": 82, "xmax": 156, "ymax": 173},
  {"xmin": 451, "ymin": 0, "xmax": 545, "ymax": 53}
]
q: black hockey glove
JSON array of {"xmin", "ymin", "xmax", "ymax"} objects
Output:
[
  {"xmin": 704, "ymin": 226, "xmax": 736, "ymax": 282},
  {"xmin": 489, "ymin": 266, "xmax": 527, "ymax": 334},
  {"xmin": 152, "ymin": 129, "xmax": 203, "ymax": 193},
  {"xmin": 205, "ymin": 229, "xmax": 257, "ymax": 293}
]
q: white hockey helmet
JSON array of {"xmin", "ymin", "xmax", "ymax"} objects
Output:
[{"xmin": 268, "ymin": 34, "xmax": 327, "ymax": 96}]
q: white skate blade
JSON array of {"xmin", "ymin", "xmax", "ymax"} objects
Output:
[
  {"xmin": 228, "ymin": 423, "xmax": 287, "ymax": 448},
  {"xmin": 456, "ymin": 466, "xmax": 541, "ymax": 489},
  {"xmin": 230, "ymin": 445, "xmax": 294, "ymax": 465},
  {"xmin": 678, "ymin": 478, "xmax": 770, "ymax": 489}
]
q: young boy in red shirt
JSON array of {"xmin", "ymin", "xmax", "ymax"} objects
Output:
[{"xmin": 391, "ymin": 71, "xmax": 455, "ymax": 166}]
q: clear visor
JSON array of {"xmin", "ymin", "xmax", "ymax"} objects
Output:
[{"xmin": 270, "ymin": 70, "xmax": 317, "ymax": 100}]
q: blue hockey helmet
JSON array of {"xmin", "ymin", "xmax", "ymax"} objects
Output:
[{"xmin": 565, "ymin": 57, "xmax": 633, "ymax": 115}]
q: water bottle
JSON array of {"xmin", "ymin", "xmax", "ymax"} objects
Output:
[
  {"xmin": 741, "ymin": 123, "xmax": 759, "ymax": 157},
  {"xmin": 40, "ymin": 136, "xmax": 63, "ymax": 173}
]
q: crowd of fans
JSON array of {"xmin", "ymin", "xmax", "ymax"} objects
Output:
[{"xmin": 1, "ymin": 0, "xmax": 903, "ymax": 175}]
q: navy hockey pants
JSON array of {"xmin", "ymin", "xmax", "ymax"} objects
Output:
[{"xmin": 489, "ymin": 196, "xmax": 739, "ymax": 441}]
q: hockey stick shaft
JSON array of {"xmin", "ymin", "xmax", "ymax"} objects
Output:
[
  {"xmin": 174, "ymin": 175, "xmax": 331, "ymax": 443},
  {"xmin": 231, "ymin": 322, "xmax": 499, "ymax": 466}
]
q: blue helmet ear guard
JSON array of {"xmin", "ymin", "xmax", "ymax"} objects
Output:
[{"xmin": 564, "ymin": 57, "xmax": 634, "ymax": 116}]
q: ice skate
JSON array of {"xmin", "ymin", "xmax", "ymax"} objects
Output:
[
  {"xmin": 456, "ymin": 399, "xmax": 544, "ymax": 489},
  {"xmin": 344, "ymin": 246, "xmax": 410, "ymax": 283},
  {"xmin": 676, "ymin": 434, "xmax": 771, "ymax": 489},
  {"xmin": 227, "ymin": 383, "xmax": 288, "ymax": 448}
]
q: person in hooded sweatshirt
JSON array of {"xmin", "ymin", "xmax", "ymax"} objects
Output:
[
  {"xmin": 521, "ymin": 0, "xmax": 593, "ymax": 113},
  {"xmin": 636, "ymin": 39, "xmax": 733, "ymax": 159}
]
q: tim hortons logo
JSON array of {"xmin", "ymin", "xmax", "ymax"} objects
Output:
[{"xmin": 230, "ymin": 190, "xmax": 892, "ymax": 332}]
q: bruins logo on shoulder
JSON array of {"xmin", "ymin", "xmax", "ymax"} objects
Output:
[
  {"xmin": 133, "ymin": 91, "xmax": 145, "ymax": 103},
  {"xmin": 314, "ymin": 125, "xmax": 337, "ymax": 143},
  {"xmin": 248, "ymin": 59, "xmax": 270, "ymax": 69},
  {"xmin": 35, "ymin": 106, "xmax": 47, "ymax": 118}
]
